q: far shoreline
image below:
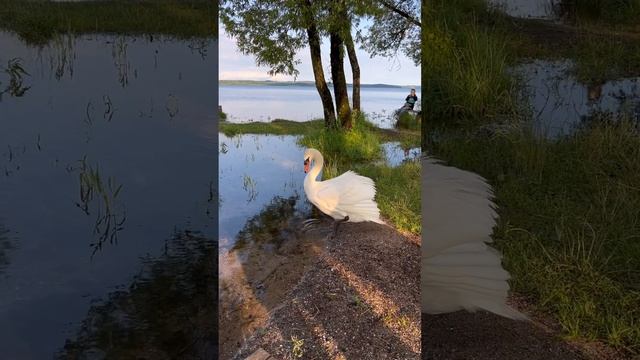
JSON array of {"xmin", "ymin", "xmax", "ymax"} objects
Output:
[{"xmin": 220, "ymin": 79, "xmax": 421, "ymax": 89}]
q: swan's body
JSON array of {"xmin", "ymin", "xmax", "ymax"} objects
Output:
[
  {"xmin": 422, "ymin": 156, "xmax": 525, "ymax": 319},
  {"xmin": 303, "ymin": 148, "xmax": 383, "ymax": 224}
]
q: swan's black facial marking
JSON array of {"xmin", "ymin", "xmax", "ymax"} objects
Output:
[{"xmin": 304, "ymin": 158, "xmax": 310, "ymax": 173}]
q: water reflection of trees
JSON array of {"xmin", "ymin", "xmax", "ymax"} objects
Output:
[
  {"xmin": 220, "ymin": 194, "xmax": 326, "ymax": 358},
  {"xmin": 57, "ymin": 230, "xmax": 217, "ymax": 359},
  {"xmin": 232, "ymin": 195, "xmax": 299, "ymax": 251}
]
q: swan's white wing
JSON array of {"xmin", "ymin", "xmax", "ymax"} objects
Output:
[
  {"xmin": 315, "ymin": 171, "xmax": 382, "ymax": 223},
  {"xmin": 421, "ymin": 157, "xmax": 526, "ymax": 320}
]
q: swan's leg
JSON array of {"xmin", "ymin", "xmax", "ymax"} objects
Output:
[
  {"xmin": 330, "ymin": 216, "xmax": 349, "ymax": 239},
  {"xmin": 301, "ymin": 218, "xmax": 321, "ymax": 232}
]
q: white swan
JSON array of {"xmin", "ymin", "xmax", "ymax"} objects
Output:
[
  {"xmin": 303, "ymin": 148, "xmax": 383, "ymax": 236},
  {"xmin": 422, "ymin": 156, "xmax": 526, "ymax": 320}
]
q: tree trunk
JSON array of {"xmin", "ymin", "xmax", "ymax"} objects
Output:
[
  {"xmin": 344, "ymin": 28, "xmax": 360, "ymax": 114},
  {"xmin": 302, "ymin": 0, "xmax": 337, "ymax": 128},
  {"xmin": 330, "ymin": 32, "xmax": 352, "ymax": 129}
]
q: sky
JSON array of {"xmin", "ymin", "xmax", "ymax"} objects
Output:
[{"xmin": 219, "ymin": 25, "xmax": 421, "ymax": 87}]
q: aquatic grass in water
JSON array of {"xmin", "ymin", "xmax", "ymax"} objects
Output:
[
  {"xmin": 75, "ymin": 158, "xmax": 126, "ymax": 257},
  {"xmin": 0, "ymin": 0, "xmax": 217, "ymax": 45},
  {"xmin": 0, "ymin": 58, "xmax": 30, "ymax": 100},
  {"xmin": 428, "ymin": 119, "xmax": 640, "ymax": 353}
]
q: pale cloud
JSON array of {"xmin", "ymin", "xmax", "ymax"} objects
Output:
[
  {"xmin": 219, "ymin": 27, "xmax": 420, "ymax": 85},
  {"xmin": 219, "ymin": 70, "xmax": 291, "ymax": 81}
]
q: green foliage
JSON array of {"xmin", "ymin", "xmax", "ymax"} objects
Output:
[
  {"xmin": 396, "ymin": 111, "xmax": 421, "ymax": 130},
  {"xmin": 0, "ymin": 0, "xmax": 216, "ymax": 45},
  {"xmin": 359, "ymin": 0, "xmax": 421, "ymax": 64},
  {"xmin": 220, "ymin": 0, "xmax": 308, "ymax": 76},
  {"xmin": 429, "ymin": 119, "xmax": 640, "ymax": 353}
]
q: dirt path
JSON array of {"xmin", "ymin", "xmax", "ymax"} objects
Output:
[
  {"xmin": 422, "ymin": 306, "xmax": 631, "ymax": 360},
  {"xmin": 233, "ymin": 222, "xmax": 421, "ymax": 360},
  {"xmin": 423, "ymin": 311, "xmax": 584, "ymax": 360}
]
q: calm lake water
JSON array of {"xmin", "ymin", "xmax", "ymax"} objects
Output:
[
  {"xmin": 0, "ymin": 32, "xmax": 217, "ymax": 358},
  {"xmin": 219, "ymin": 85, "xmax": 420, "ymax": 128},
  {"xmin": 515, "ymin": 60, "xmax": 640, "ymax": 137}
]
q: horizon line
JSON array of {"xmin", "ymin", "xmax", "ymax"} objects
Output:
[{"xmin": 220, "ymin": 79, "xmax": 420, "ymax": 87}]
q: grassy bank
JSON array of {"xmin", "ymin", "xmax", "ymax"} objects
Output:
[
  {"xmin": 219, "ymin": 119, "xmax": 325, "ymax": 137},
  {"xmin": 422, "ymin": 0, "xmax": 520, "ymax": 129},
  {"xmin": 554, "ymin": 0, "xmax": 640, "ymax": 29},
  {"xmin": 0, "ymin": 0, "xmax": 216, "ymax": 44},
  {"xmin": 219, "ymin": 116, "xmax": 421, "ymax": 235},
  {"xmin": 420, "ymin": 0, "xmax": 640, "ymax": 131},
  {"xmin": 221, "ymin": 118, "xmax": 421, "ymax": 149},
  {"xmin": 425, "ymin": 0, "xmax": 640, "ymax": 353},
  {"xmin": 426, "ymin": 119, "xmax": 640, "ymax": 354}
]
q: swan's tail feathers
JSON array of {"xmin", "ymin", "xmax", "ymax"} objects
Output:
[
  {"xmin": 422, "ymin": 241, "xmax": 528, "ymax": 320},
  {"xmin": 339, "ymin": 198, "xmax": 384, "ymax": 224}
]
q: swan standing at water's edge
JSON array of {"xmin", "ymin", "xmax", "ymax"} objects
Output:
[
  {"xmin": 303, "ymin": 148, "xmax": 384, "ymax": 237},
  {"xmin": 422, "ymin": 156, "xmax": 527, "ymax": 320}
]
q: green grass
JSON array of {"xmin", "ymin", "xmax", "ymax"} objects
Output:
[
  {"xmin": 220, "ymin": 117, "xmax": 420, "ymax": 149},
  {"xmin": 0, "ymin": 0, "xmax": 216, "ymax": 45},
  {"xmin": 422, "ymin": 0, "xmax": 521, "ymax": 130},
  {"xmin": 396, "ymin": 111, "xmax": 421, "ymax": 131},
  {"xmin": 571, "ymin": 34, "xmax": 640, "ymax": 83},
  {"xmin": 219, "ymin": 119, "xmax": 325, "ymax": 137},
  {"xmin": 427, "ymin": 120, "xmax": 640, "ymax": 354},
  {"xmin": 556, "ymin": 0, "xmax": 640, "ymax": 28},
  {"xmin": 357, "ymin": 162, "xmax": 421, "ymax": 235},
  {"xmin": 299, "ymin": 122, "xmax": 383, "ymax": 166}
]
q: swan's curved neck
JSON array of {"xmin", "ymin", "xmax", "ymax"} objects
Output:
[{"xmin": 306, "ymin": 152, "xmax": 323, "ymax": 184}]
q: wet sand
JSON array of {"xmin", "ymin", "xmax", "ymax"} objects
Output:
[{"xmin": 219, "ymin": 217, "xmax": 328, "ymax": 359}]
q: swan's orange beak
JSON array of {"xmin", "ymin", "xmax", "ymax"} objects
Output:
[{"xmin": 304, "ymin": 158, "xmax": 310, "ymax": 173}]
